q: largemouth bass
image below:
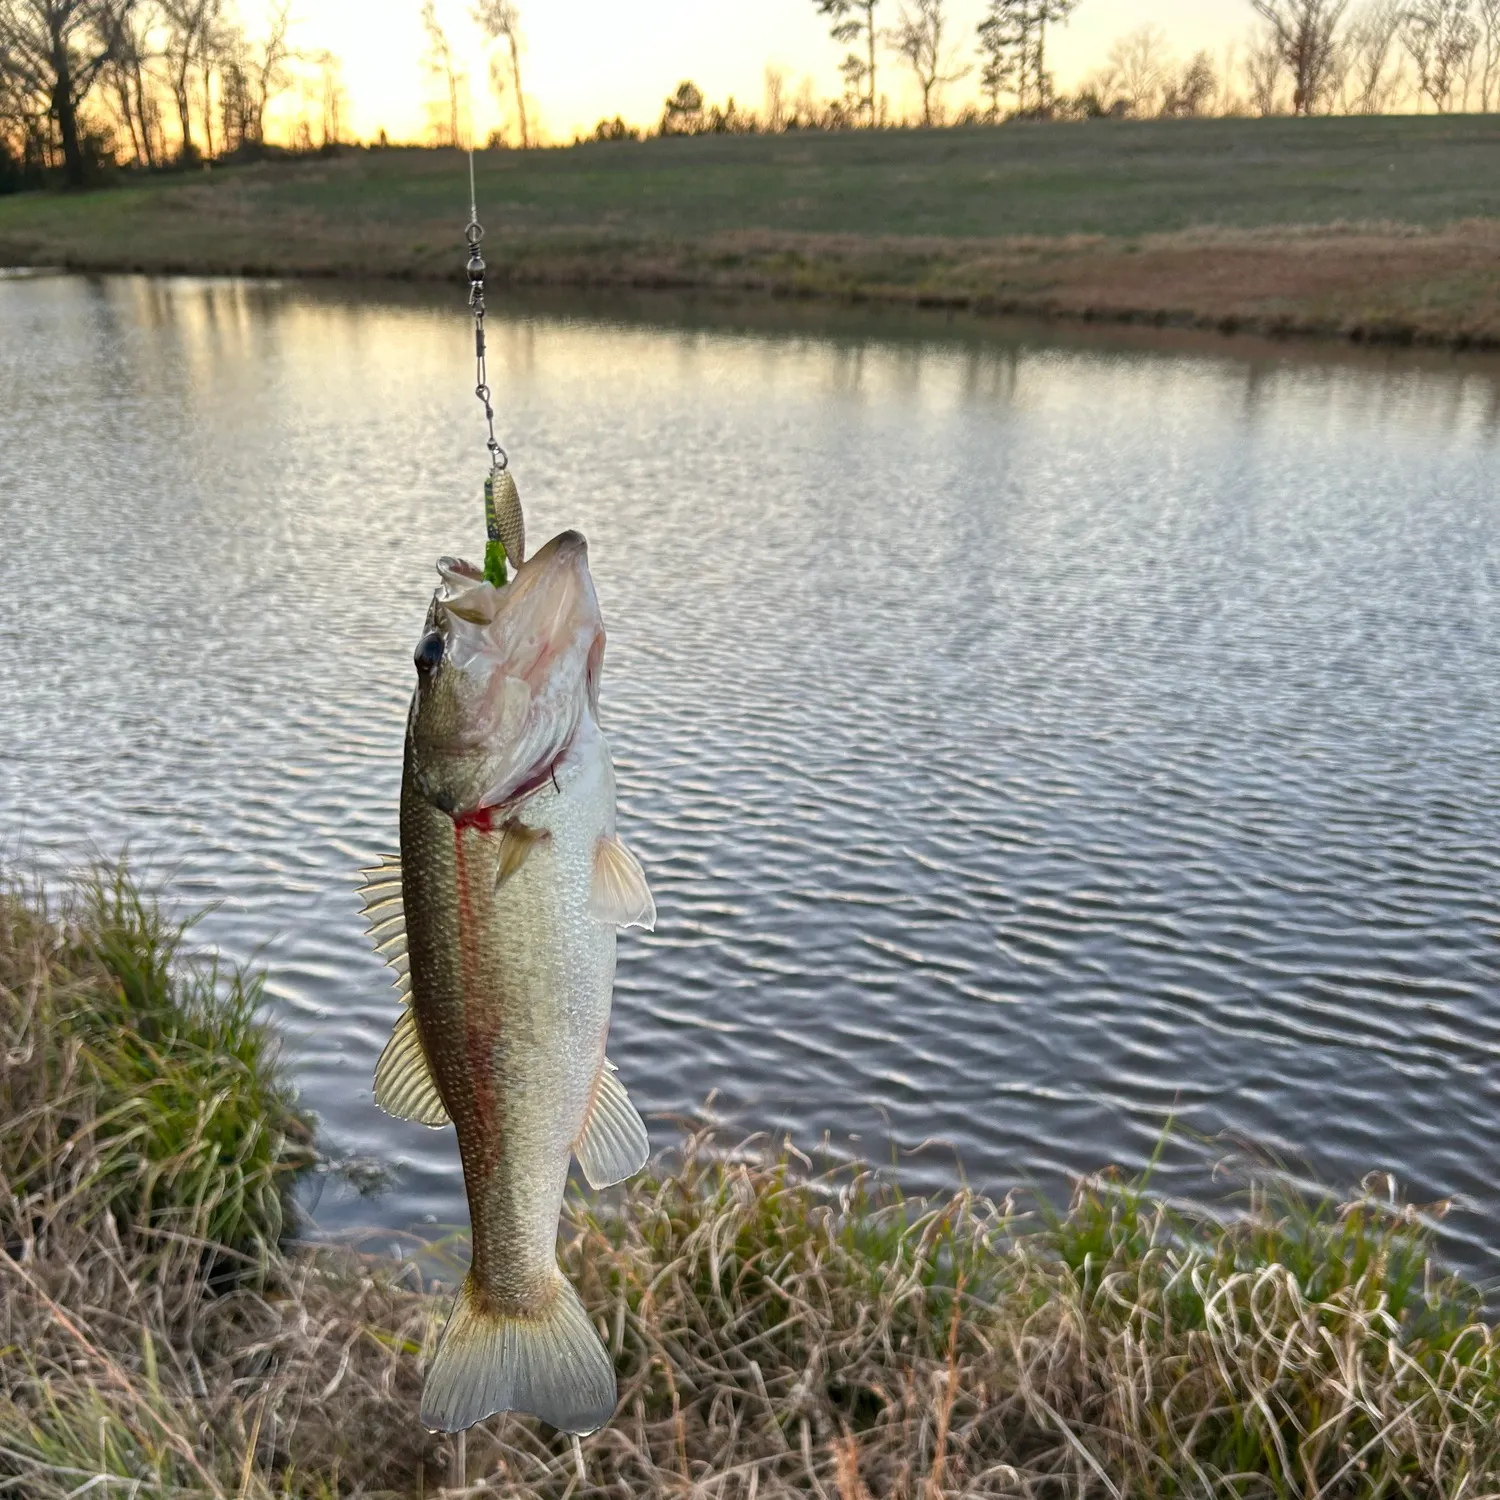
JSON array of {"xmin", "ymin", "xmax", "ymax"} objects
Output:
[{"xmin": 360, "ymin": 530, "xmax": 655, "ymax": 1434}]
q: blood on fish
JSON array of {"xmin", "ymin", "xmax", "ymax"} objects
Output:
[{"xmin": 454, "ymin": 805, "xmax": 501, "ymax": 834}]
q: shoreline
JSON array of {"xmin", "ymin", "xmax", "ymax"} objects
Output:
[
  {"xmin": 6, "ymin": 226, "xmax": 1500, "ymax": 355},
  {"xmin": 17, "ymin": 259, "xmax": 1500, "ymax": 390},
  {"xmin": 3, "ymin": 120, "xmax": 1500, "ymax": 358}
]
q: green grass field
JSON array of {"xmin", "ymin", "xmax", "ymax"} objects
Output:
[
  {"xmin": 329, "ymin": 113, "xmax": 1500, "ymax": 238},
  {"xmin": 3, "ymin": 115, "xmax": 1499, "ymax": 344}
]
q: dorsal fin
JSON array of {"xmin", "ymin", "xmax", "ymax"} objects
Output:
[
  {"xmin": 359, "ymin": 854, "xmax": 404, "ymax": 918},
  {"xmin": 359, "ymin": 855, "xmax": 412, "ymax": 998}
]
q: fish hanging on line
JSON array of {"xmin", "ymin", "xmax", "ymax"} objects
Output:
[{"xmin": 359, "ymin": 528, "xmax": 655, "ymax": 1435}]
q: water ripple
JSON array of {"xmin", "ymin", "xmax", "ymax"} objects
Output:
[{"xmin": 3, "ymin": 275, "xmax": 1500, "ymax": 1277}]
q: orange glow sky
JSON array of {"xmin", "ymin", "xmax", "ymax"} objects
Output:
[{"xmin": 250, "ymin": 0, "xmax": 1254, "ymax": 145}]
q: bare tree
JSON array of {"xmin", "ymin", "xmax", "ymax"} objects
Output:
[
  {"xmin": 814, "ymin": 0, "xmax": 880, "ymax": 126},
  {"xmin": 98, "ymin": 0, "xmax": 154, "ymax": 164},
  {"xmin": 1162, "ymin": 50, "xmax": 1219, "ymax": 114},
  {"xmin": 1243, "ymin": 26, "xmax": 1287, "ymax": 111},
  {"xmin": 247, "ymin": 0, "xmax": 291, "ymax": 143},
  {"xmin": 314, "ymin": 47, "xmax": 342, "ymax": 144},
  {"xmin": 216, "ymin": 23, "xmax": 250, "ymax": 150},
  {"xmin": 1216, "ymin": 39, "xmax": 1246, "ymax": 112},
  {"xmin": 886, "ymin": 0, "xmax": 967, "ymax": 124},
  {"xmin": 1249, "ymin": 0, "xmax": 1349, "ymax": 113},
  {"xmin": 792, "ymin": 72, "xmax": 819, "ymax": 126},
  {"xmin": 197, "ymin": 5, "xmax": 234, "ymax": 156},
  {"xmin": 1402, "ymin": 0, "xmax": 1480, "ymax": 109},
  {"xmin": 161, "ymin": 0, "xmax": 221, "ymax": 160},
  {"xmin": 1340, "ymin": 0, "xmax": 1405, "ymax": 111},
  {"xmin": 1477, "ymin": 0, "xmax": 1500, "ymax": 106},
  {"xmin": 0, "ymin": 26, "xmax": 47, "ymax": 166},
  {"xmin": 419, "ymin": 0, "xmax": 463, "ymax": 145},
  {"xmin": 1092, "ymin": 24, "xmax": 1173, "ymax": 115},
  {"xmin": 763, "ymin": 63, "xmax": 787, "ymax": 130},
  {"xmin": 484, "ymin": 52, "xmax": 507, "ymax": 140},
  {"xmin": 472, "ymin": 0, "xmax": 527, "ymax": 148},
  {"xmin": 0, "ymin": 0, "xmax": 135, "ymax": 183}
]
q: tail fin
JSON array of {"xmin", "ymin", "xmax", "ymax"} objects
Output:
[{"xmin": 420, "ymin": 1273, "xmax": 616, "ymax": 1435}]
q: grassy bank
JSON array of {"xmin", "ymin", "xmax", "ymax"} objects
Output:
[
  {"xmin": 4, "ymin": 872, "xmax": 1500, "ymax": 1496},
  {"xmin": 2, "ymin": 117, "xmax": 1500, "ymax": 348}
]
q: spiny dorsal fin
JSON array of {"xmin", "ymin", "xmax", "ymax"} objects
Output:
[
  {"xmin": 373, "ymin": 1008, "xmax": 450, "ymax": 1127},
  {"xmin": 495, "ymin": 821, "xmax": 550, "ymax": 890},
  {"xmin": 590, "ymin": 835, "xmax": 655, "ymax": 930},
  {"xmin": 573, "ymin": 1060, "xmax": 649, "ymax": 1188},
  {"xmin": 359, "ymin": 855, "xmax": 411, "ymax": 997},
  {"xmin": 359, "ymin": 854, "xmax": 404, "ymax": 918}
]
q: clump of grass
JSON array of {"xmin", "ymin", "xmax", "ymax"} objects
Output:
[
  {"xmin": 3, "ymin": 870, "xmax": 1500, "ymax": 1496},
  {"xmin": 0, "ymin": 871, "xmax": 447, "ymax": 1497},
  {"xmin": 1, "ymin": 866, "xmax": 314, "ymax": 1257}
]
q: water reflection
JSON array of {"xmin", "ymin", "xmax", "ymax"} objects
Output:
[{"xmin": 1, "ymin": 273, "xmax": 1498, "ymax": 1283}]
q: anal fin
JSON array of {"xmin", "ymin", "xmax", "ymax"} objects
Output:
[
  {"xmin": 590, "ymin": 835, "xmax": 656, "ymax": 930},
  {"xmin": 374, "ymin": 1009, "xmax": 451, "ymax": 1127},
  {"xmin": 573, "ymin": 1061, "xmax": 649, "ymax": 1188}
]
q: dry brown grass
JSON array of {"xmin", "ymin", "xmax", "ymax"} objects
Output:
[
  {"xmin": 9, "ymin": 217, "xmax": 1500, "ymax": 349},
  {"xmin": 4, "ymin": 874, "xmax": 1500, "ymax": 1497}
]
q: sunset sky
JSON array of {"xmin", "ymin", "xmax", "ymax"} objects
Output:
[{"xmin": 247, "ymin": 0, "xmax": 1256, "ymax": 145}]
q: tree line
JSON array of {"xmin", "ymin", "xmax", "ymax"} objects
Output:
[
  {"xmin": 5, "ymin": 0, "xmax": 1500, "ymax": 192},
  {"xmin": 634, "ymin": 0, "xmax": 1500, "ymax": 139},
  {"xmin": 0, "ymin": 0, "xmax": 333, "ymax": 187}
]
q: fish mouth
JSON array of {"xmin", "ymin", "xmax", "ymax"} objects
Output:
[
  {"xmin": 434, "ymin": 533, "xmax": 588, "ymax": 625},
  {"xmin": 541, "ymin": 529, "xmax": 587, "ymax": 560},
  {"xmin": 412, "ymin": 528, "xmax": 600, "ymax": 819}
]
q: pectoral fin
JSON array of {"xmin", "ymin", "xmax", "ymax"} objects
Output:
[
  {"xmin": 373, "ymin": 1009, "xmax": 450, "ymax": 1127},
  {"xmin": 573, "ymin": 1061, "xmax": 650, "ymax": 1188},
  {"xmin": 590, "ymin": 835, "xmax": 656, "ymax": 930},
  {"xmin": 495, "ymin": 820, "xmax": 549, "ymax": 890}
]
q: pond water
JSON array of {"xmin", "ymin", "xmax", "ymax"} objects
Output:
[{"xmin": 3, "ymin": 273, "xmax": 1499, "ymax": 1276}]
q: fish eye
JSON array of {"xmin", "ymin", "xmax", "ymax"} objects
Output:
[{"xmin": 414, "ymin": 631, "xmax": 445, "ymax": 677}]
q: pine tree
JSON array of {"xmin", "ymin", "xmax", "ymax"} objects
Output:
[
  {"xmin": 813, "ymin": 0, "xmax": 881, "ymax": 126},
  {"xmin": 975, "ymin": 0, "xmax": 1080, "ymax": 116}
]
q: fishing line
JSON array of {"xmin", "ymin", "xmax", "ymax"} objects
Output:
[{"xmin": 465, "ymin": 143, "xmax": 524, "ymax": 586}]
